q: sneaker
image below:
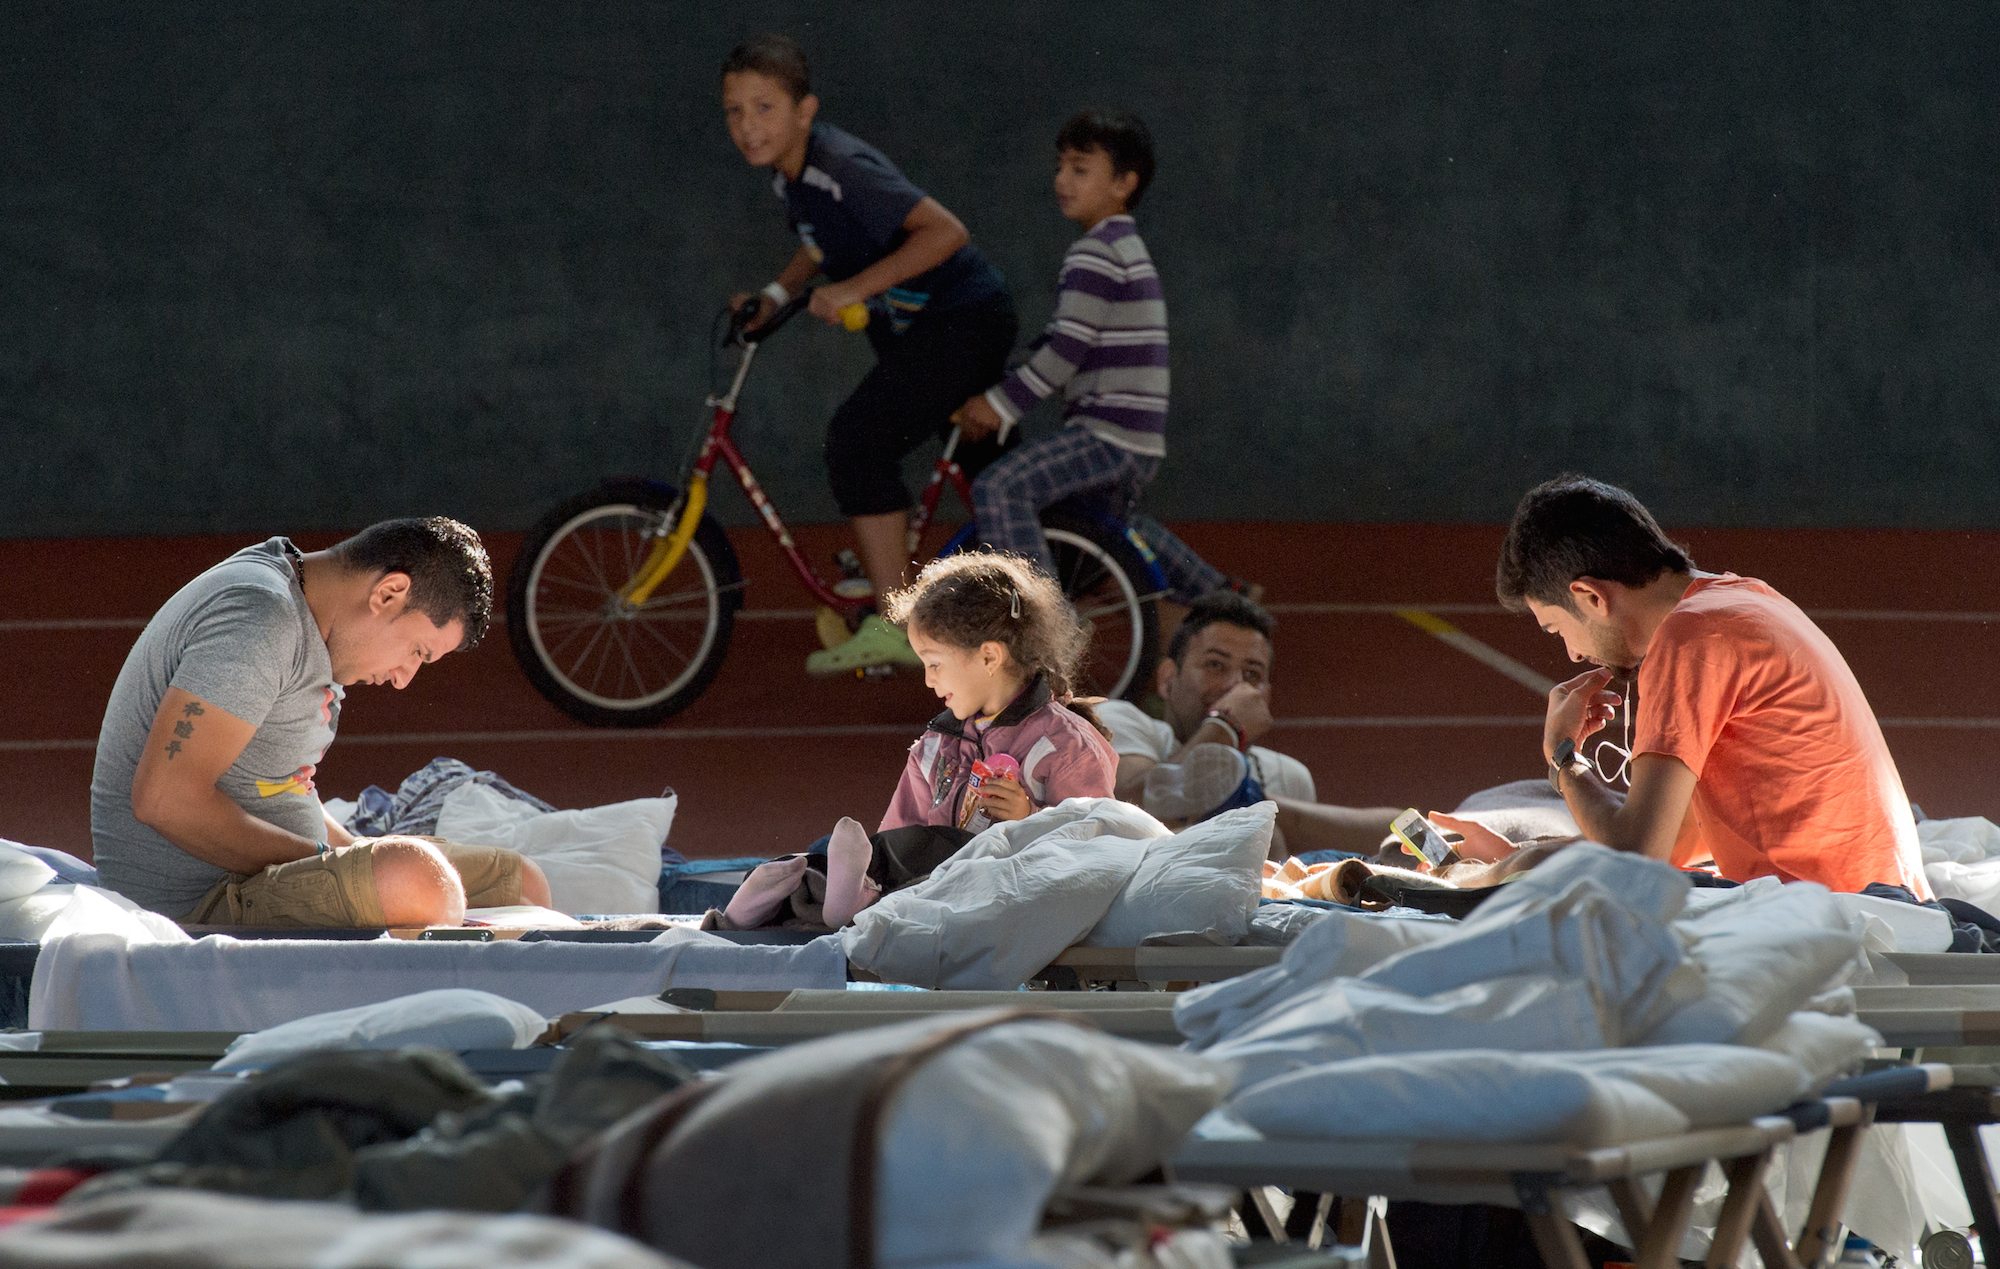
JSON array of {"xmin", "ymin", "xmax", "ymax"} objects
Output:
[
  {"xmin": 806, "ymin": 614, "xmax": 922, "ymax": 676},
  {"xmin": 1143, "ymin": 743, "xmax": 1251, "ymax": 825}
]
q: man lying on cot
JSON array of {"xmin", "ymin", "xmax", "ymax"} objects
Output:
[
  {"xmin": 91, "ymin": 518, "xmax": 552, "ymax": 928},
  {"xmin": 1436, "ymin": 474, "xmax": 1930, "ymax": 895},
  {"xmin": 1095, "ymin": 592, "xmax": 1402, "ymax": 858}
]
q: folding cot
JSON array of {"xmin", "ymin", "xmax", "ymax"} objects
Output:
[
  {"xmin": 1842, "ymin": 986, "xmax": 2000, "ymax": 1262},
  {"xmin": 551, "ymin": 987, "xmax": 1185, "ymax": 1046},
  {"xmin": 1171, "ymin": 1068, "xmax": 1944, "ymax": 1269}
]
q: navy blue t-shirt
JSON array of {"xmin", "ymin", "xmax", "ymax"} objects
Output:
[{"xmin": 774, "ymin": 123, "xmax": 1005, "ymax": 327}]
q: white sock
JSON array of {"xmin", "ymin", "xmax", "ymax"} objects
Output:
[{"xmin": 821, "ymin": 818, "xmax": 881, "ymax": 927}]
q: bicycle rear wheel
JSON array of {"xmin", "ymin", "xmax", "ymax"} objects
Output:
[
  {"xmin": 1039, "ymin": 510, "xmax": 1161, "ymax": 703},
  {"xmin": 507, "ymin": 479, "xmax": 741, "ymax": 727}
]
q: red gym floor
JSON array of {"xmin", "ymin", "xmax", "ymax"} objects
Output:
[{"xmin": 4, "ymin": 522, "xmax": 1997, "ymax": 863}]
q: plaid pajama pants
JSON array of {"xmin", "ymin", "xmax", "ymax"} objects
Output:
[{"xmin": 971, "ymin": 425, "xmax": 1226, "ymax": 603}]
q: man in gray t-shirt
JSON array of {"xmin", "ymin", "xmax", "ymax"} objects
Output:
[
  {"xmin": 91, "ymin": 518, "xmax": 547, "ymax": 926},
  {"xmin": 1104, "ymin": 592, "xmax": 1401, "ymax": 858}
]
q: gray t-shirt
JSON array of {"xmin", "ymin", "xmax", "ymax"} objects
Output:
[{"xmin": 91, "ymin": 538, "xmax": 343, "ymax": 916}]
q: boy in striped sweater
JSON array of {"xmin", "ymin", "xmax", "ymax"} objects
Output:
[{"xmin": 953, "ymin": 110, "xmax": 1227, "ymax": 602}]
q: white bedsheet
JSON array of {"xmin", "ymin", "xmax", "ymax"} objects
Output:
[{"xmin": 29, "ymin": 928, "xmax": 845, "ymax": 1031}]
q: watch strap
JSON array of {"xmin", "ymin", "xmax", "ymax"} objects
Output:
[{"xmin": 1548, "ymin": 737, "xmax": 1588, "ymax": 796}]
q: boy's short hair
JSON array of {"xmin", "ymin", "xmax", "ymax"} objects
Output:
[
  {"xmin": 1495, "ymin": 474, "xmax": 1695, "ymax": 613},
  {"xmin": 1168, "ymin": 591, "xmax": 1275, "ymax": 665},
  {"xmin": 722, "ymin": 33, "xmax": 810, "ymax": 102},
  {"xmin": 1056, "ymin": 109, "xmax": 1157, "ymax": 208},
  {"xmin": 331, "ymin": 516, "xmax": 494, "ymax": 649}
]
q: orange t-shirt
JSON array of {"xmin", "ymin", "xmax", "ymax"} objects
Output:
[{"xmin": 1634, "ymin": 574, "xmax": 1928, "ymax": 896}]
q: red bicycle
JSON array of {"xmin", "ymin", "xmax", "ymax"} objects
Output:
[{"xmin": 507, "ymin": 292, "xmax": 1166, "ymax": 727}]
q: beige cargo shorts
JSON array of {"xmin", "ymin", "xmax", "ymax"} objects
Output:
[{"xmin": 183, "ymin": 837, "xmax": 524, "ymax": 928}]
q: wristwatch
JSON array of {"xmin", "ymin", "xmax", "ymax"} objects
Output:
[{"xmin": 1547, "ymin": 737, "xmax": 1591, "ymax": 796}]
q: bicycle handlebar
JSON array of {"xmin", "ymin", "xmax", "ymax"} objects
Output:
[{"xmin": 728, "ymin": 288, "xmax": 868, "ymax": 346}]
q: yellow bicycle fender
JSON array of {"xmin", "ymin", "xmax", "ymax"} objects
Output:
[{"xmin": 622, "ymin": 476, "xmax": 709, "ymax": 607}]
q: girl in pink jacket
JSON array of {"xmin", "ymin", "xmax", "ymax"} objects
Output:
[{"xmin": 716, "ymin": 553, "xmax": 1118, "ymax": 928}]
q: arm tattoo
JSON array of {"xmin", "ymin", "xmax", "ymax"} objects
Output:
[{"xmin": 165, "ymin": 700, "xmax": 204, "ymax": 758}]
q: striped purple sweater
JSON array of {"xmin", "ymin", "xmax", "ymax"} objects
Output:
[{"xmin": 983, "ymin": 215, "xmax": 1168, "ymax": 456}]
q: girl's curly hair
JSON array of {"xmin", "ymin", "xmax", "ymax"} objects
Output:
[{"xmin": 882, "ymin": 552, "xmax": 1108, "ymax": 736}]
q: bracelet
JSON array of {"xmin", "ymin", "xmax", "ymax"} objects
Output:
[
  {"xmin": 1204, "ymin": 710, "xmax": 1246, "ymax": 752},
  {"xmin": 760, "ymin": 281, "xmax": 791, "ymax": 307},
  {"xmin": 316, "ymin": 840, "xmax": 330, "ymax": 857}
]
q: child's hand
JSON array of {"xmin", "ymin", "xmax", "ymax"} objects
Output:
[
  {"xmin": 977, "ymin": 775, "xmax": 1033, "ymax": 822},
  {"xmin": 810, "ymin": 284, "xmax": 866, "ymax": 326},
  {"xmin": 727, "ymin": 292, "xmax": 775, "ymax": 329},
  {"xmin": 951, "ymin": 393, "xmax": 1003, "ymax": 440}
]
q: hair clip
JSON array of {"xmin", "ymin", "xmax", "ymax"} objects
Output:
[{"xmin": 1008, "ymin": 586, "xmax": 1021, "ymax": 619}]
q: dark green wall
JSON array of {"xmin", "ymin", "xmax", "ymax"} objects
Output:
[{"xmin": 5, "ymin": 2, "xmax": 1996, "ymax": 537}]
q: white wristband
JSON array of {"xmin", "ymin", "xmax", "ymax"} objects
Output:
[{"xmin": 760, "ymin": 281, "xmax": 791, "ymax": 307}]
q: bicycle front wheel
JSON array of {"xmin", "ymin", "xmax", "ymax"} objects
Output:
[
  {"xmin": 506, "ymin": 479, "xmax": 741, "ymax": 727},
  {"xmin": 1040, "ymin": 511, "xmax": 1162, "ymax": 703}
]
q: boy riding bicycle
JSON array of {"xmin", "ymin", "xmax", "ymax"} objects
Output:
[
  {"xmin": 722, "ymin": 34, "xmax": 1019, "ymax": 674},
  {"xmin": 953, "ymin": 110, "xmax": 1237, "ymax": 605}
]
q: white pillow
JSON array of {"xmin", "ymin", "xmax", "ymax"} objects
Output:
[
  {"xmin": 1228, "ymin": 1049, "xmax": 1690, "ymax": 1147},
  {"xmin": 1639, "ymin": 882, "xmax": 1863, "ymax": 1046},
  {"xmin": 1555, "ymin": 1044, "xmax": 1813, "ymax": 1127},
  {"xmin": 0, "ymin": 842, "xmax": 56, "ymax": 903},
  {"xmin": 1758, "ymin": 1010, "xmax": 1880, "ymax": 1087},
  {"xmin": 433, "ymin": 783, "xmax": 673, "ymax": 915},
  {"xmin": 1082, "ymin": 803, "xmax": 1273, "ymax": 947},
  {"xmin": 213, "ymin": 988, "xmax": 549, "ymax": 1072}
]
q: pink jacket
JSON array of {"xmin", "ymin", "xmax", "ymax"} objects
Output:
[{"xmin": 880, "ymin": 676, "xmax": 1119, "ymax": 832}]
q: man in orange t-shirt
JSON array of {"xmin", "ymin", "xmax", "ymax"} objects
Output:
[{"xmin": 1484, "ymin": 474, "xmax": 1928, "ymax": 896}]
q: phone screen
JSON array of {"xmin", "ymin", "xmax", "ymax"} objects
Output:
[{"xmin": 1391, "ymin": 809, "xmax": 1456, "ymax": 868}]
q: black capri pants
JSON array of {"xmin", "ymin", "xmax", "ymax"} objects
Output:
[{"xmin": 824, "ymin": 293, "xmax": 1020, "ymax": 517}]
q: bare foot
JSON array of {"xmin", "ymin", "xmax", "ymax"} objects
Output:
[
  {"xmin": 822, "ymin": 817, "xmax": 881, "ymax": 927},
  {"xmin": 722, "ymin": 855, "xmax": 810, "ymax": 929}
]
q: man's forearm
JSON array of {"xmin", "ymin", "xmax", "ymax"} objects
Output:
[
  {"xmin": 1167, "ymin": 717, "xmax": 1245, "ymax": 764},
  {"xmin": 1557, "ymin": 770, "xmax": 1650, "ymax": 856},
  {"xmin": 140, "ymin": 789, "xmax": 319, "ymax": 874},
  {"xmin": 1114, "ymin": 755, "xmax": 1156, "ymax": 803}
]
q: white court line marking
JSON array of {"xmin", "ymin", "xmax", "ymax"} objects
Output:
[{"xmin": 6, "ymin": 714, "xmax": 1994, "ymax": 753}]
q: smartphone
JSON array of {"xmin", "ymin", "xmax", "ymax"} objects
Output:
[{"xmin": 1390, "ymin": 808, "xmax": 1459, "ymax": 869}]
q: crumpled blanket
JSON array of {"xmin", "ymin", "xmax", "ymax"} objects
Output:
[{"xmin": 349, "ymin": 758, "xmax": 556, "ymax": 838}]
